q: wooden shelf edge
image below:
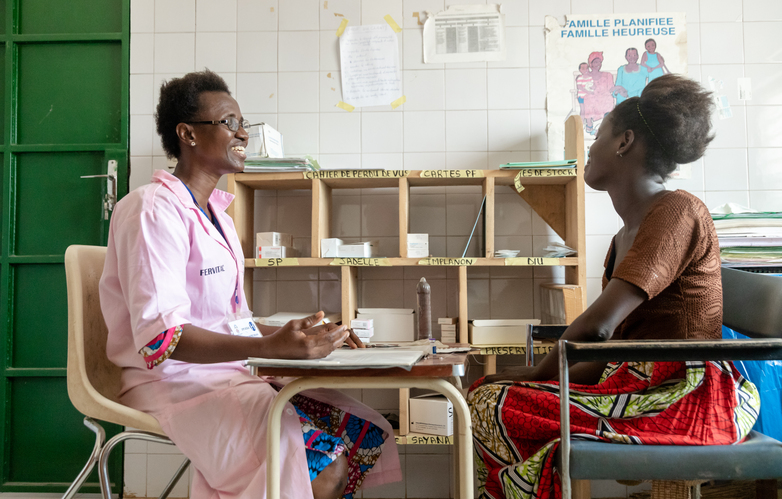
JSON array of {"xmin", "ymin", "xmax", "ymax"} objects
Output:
[{"xmin": 245, "ymin": 257, "xmax": 580, "ymax": 268}]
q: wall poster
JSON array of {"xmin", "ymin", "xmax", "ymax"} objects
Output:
[{"xmin": 544, "ymin": 13, "xmax": 688, "ymax": 176}]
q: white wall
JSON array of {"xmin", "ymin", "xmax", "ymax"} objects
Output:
[{"xmin": 127, "ymin": 0, "xmax": 782, "ymax": 497}]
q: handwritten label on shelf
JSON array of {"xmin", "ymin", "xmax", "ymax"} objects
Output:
[
  {"xmin": 514, "ymin": 172, "xmax": 525, "ymax": 193},
  {"xmin": 255, "ymin": 258, "xmax": 301, "ymax": 267},
  {"xmin": 330, "ymin": 257, "xmax": 392, "ymax": 266},
  {"xmin": 419, "ymin": 257, "xmax": 477, "ymax": 266},
  {"xmin": 400, "ymin": 434, "xmax": 454, "ymax": 445},
  {"xmin": 420, "ymin": 169, "xmax": 484, "ymax": 179},
  {"xmin": 514, "ymin": 168, "xmax": 577, "ymax": 178},
  {"xmin": 478, "ymin": 345, "xmax": 555, "ymax": 355},
  {"xmin": 304, "ymin": 170, "xmax": 410, "ymax": 180},
  {"xmin": 505, "ymin": 257, "xmax": 560, "ymax": 266}
]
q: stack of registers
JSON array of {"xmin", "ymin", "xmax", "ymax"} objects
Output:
[
  {"xmin": 499, "ymin": 159, "xmax": 577, "ymax": 170},
  {"xmin": 243, "ymin": 122, "xmax": 318, "ymax": 172},
  {"xmin": 711, "ymin": 203, "xmax": 782, "ymax": 270},
  {"xmin": 439, "ymin": 317, "xmax": 457, "ymax": 343}
]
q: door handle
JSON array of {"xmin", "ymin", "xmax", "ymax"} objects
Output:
[{"xmin": 81, "ymin": 159, "xmax": 118, "ymax": 220}]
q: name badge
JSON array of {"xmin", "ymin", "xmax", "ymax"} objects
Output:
[{"xmin": 228, "ymin": 318, "xmax": 262, "ymax": 338}]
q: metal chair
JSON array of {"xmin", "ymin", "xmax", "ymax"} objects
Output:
[
  {"xmin": 63, "ymin": 245, "xmax": 190, "ymax": 499},
  {"xmin": 557, "ymin": 266, "xmax": 782, "ymax": 498}
]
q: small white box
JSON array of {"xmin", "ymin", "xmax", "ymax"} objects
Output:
[
  {"xmin": 258, "ymin": 246, "xmax": 297, "ymax": 258},
  {"xmin": 407, "ymin": 247, "xmax": 429, "ymax": 258},
  {"xmin": 352, "ymin": 327, "xmax": 374, "ymax": 338},
  {"xmin": 410, "ymin": 394, "xmax": 453, "ymax": 436},
  {"xmin": 321, "ymin": 238, "xmax": 343, "ymax": 258},
  {"xmin": 351, "ymin": 319, "xmax": 373, "ymax": 329},
  {"xmin": 338, "ymin": 241, "xmax": 378, "ymax": 258},
  {"xmin": 407, "ymin": 233, "xmax": 429, "ymax": 244},
  {"xmin": 356, "ymin": 308, "xmax": 415, "ymax": 342},
  {"xmin": 256, "ymin": 232, "xmax": 292, "ymax": 248}
]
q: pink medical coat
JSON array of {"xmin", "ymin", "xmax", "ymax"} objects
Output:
[{"xmin": 100, "ymin": 170, "xmax": 401, "ymax": 499}]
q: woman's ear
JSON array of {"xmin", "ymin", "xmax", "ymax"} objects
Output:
[
  {"xmin": 617, "ymin": 129, "xmax": 636, "ymax": 156},
  {"xmin": 176, "ymin": 123, "xmax": 196, "ymax": 147}
]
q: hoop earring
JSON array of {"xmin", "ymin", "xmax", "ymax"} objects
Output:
[{"xmin": 191, "ymin": 141, "xmax": 196, "ymax": 146}]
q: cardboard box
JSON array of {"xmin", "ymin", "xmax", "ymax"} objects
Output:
[
  {"xmin": 409, "ymin": 394, "xmax": 453, "ymax": 436},
  {"xmin": 438, "ymin": 317, "xmax": 458, "ymax": 325},
  {"xmin": 351, "ymin": 319, "xmax": 373, "ymax": 329},
  {"xmin": 407, "ymin": 233, "xmax": 429, "ymax": 244},
  {"xmin": 352, "ymin": 327, "xmax": 374, "ymax": 339},
  {"xmin": 338, "ymin": 241, "xmax": 378, "ymax": 258},
  {"xmin": 321, "ymin": 238, "xmax": 343, "ymax": 258},
  {"xmin": 468, "ymin": 319, "xmax": 540, "ymax": 345},
  {"xmin": 407, "ymin": 247, "xmax": 429, "ymax": 258},
  {"xmin": 258, "ymin": 246, "xmax": 297, "ymax": 258},
  {"xmin": 356, "ymin": 308, "xmax": 414, "ymax": 342},
  {"xmin": 540, "ymin": 284, "xmax": 583, "ymax": 325},
  {"xmin": 256, "ymin": 232, "xmax": 292, "ymax": 248}
]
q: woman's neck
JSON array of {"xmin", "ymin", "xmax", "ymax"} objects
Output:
[
  {"xmin": 172, "ymin": 163, "xmax": 219, "ymax": 209},
  {"xmin": 610, "ymin": 175, "xmax": 668, "ymax": 230}
]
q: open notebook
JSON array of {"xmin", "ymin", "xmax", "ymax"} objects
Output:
[{"xmin": 247, "ymin": 349, "xmax": 424, "ymax": 370}]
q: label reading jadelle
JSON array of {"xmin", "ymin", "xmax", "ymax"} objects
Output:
[
  {"xmin": 330, "ymin": 257, "xmax": 392, "ymax": 266},
  {"xmin": 255, "ymin": 258, "xmax": 300, "ymax": 267}
]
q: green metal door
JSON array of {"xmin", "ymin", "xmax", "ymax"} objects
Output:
[{"xmin": 0, "ymin": 0, "xmax": 129, "ymax": 493}]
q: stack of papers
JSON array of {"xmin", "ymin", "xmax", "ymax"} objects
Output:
[
  {"xmin": 243, "ymin": 157, "xmax": 317, "ymax": 173},
  {"xmin": 500, "ymin": 159, "xmax": 577, "ymax": 170},
  {"xmin": 246, "ymin": 349, "xmax": 424, "ymax": 370},
  {"xmin": 710, "ymin": 205, "xmax": 782, "ymax": 267}
]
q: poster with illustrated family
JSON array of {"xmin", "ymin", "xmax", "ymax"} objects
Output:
[{"xmin": 545, "ymin": 13, "xmax": 688, "ymax": 174}]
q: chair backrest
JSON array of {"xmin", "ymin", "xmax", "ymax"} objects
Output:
[
  {"xmin": 65, "ymin": 245, "xmax": 163, "ymax": 433},
  {"xmin": 721, "ymin": 267, "xmax": 782, "ymax": 339}
]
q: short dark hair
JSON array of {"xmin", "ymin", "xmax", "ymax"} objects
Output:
[
  {"xmin": 625, "ymin": 47, "xmax": 638, "ymax": 57},
  {"xmin": 610, "ymin": 74, "xmax": 714, "ymax": 180},
  {"xmin": 155, "ymin": 69, "xmax": 230, "ymax": 159}
]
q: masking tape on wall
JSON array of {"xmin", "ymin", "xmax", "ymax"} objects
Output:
[
  {"xmin": 336, "ymin": 101, "xmax": 355, "ymax": 112},
  {"xmin": 390, "ymin": 95, "xmax": 406, "ymax": 109},
  {"xmin": 336, "ymin": 18, "xmax": 349, "ymax": 36},
  {"xmin": 384, "ymin": 14, "xmax": 402, "ymax": 32}
]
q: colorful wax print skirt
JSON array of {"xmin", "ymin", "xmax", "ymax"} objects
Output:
[
  {"xmin": 289, "ymin": 392, "xmax": 388, "ymax": 499},
  {"xmin": 468, "ymin": 361, "xmax": 760, "ymax": 499}
]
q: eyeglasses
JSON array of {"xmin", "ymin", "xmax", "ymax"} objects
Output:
[{"xmin": 187, "ymin": 117, "xmax": 251, "ymax": 132}]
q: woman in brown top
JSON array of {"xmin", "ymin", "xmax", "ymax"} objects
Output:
[{"xmin": 468, "ymin": 75, "xmax": 760, "ymax": 499}]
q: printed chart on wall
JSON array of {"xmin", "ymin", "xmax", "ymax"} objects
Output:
[{"xmin": 544, "ymin": 13, "xmax": 689, "ymax": 177}]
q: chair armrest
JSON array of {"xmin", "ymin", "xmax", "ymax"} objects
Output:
[
  {"xmin": 562, "ymin": 338, "xmax": 782, "ymax": 363},
  {"xmin": 531, "ymin": 325, "xmax": 568, "ymax": 340}
]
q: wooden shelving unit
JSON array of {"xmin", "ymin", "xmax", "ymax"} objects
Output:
[{"xmin": 227, "ymin": 115, "xmax": 587, "ymax": 439}]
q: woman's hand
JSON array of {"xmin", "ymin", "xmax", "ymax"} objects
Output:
[
  {"xmin": 344, "ymin": 329, "xmax": 365, "ymax": 349},
  {"xmin": 292, "ymin": 312, "xmax": 364, "ymax": 348},
  {"xmin": 479, "ymin": 366, "xmax": 541, "ymax": 385},
  {"xmin": 265, "ymin": 312, "xmax": 349, "ymax": 359}
]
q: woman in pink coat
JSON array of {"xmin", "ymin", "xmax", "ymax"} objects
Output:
[
  {"xmin": 100, "ymin": 70, "xmax": 400, "ymax": 499},
  {"xmin": 582, "ymin": 51, "xmax": 617, "ymax": 134}
]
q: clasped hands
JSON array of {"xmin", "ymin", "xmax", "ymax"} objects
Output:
[{"xmin": 266, "ymin": 311, "xmax": 365, "ymax": 359}]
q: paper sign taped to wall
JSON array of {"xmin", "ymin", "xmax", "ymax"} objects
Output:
[
  {"xmin": 423, "ymin": 4, "xmax": 506, "ymax": 63},
  {"xmin": 339, "ymin": 24, "xmax": 402, "ymax": 108}
]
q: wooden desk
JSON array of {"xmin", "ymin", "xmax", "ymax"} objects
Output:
[{"xmin": 248, "ymin": 353, "xmax": 474, "ymax": 499}]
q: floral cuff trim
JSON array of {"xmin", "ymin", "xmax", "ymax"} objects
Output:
[{"xmin": 139, "ymin": 325, "xmax": 183, "ymax": 369}]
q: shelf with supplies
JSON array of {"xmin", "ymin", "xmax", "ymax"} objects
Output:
[{"xmin": 227, "ymin": 115, "xmax": 587, "ymax": 439}]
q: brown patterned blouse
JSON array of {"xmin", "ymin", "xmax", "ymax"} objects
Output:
[{"xmin": 603, "ymin": 190, "xmax": 722, "ymax": 340}]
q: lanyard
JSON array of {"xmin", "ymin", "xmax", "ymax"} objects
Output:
[{"xmin": 180, "ymin": 181, "xmax": 240, "ymax": 311}]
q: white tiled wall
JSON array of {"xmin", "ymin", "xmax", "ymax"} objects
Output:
[{"xmin": 128, "ymin": 0, "xmax": 782, "ymax": 497}]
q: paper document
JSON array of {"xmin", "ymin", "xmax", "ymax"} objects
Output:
[
  {"xmin": 339, "ymin": 24, "xmax": 402, "ymax": 108},
  {"xmin": 423, "ymin": 4, "xmax": 506, "ymax": 63},
  {"xmin": 247, "ymin": 349, "xmax": 424, "ymax": 370}
]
